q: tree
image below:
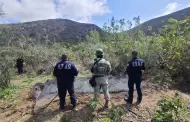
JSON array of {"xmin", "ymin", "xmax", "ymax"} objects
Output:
[
  {"xmin": 133, "ymin": 16, "xmax": 140, "ymax": 26},
  {"xmin": 0, "ymin": 4, "xmax": 10, "ymax": 90},
  {"xmin": 127, "ymin": 20, "xmax": 132, "ymax": 30},
  {"xmin": 85, "ymin": 30, "xmax": 100, "ymax": 43}
]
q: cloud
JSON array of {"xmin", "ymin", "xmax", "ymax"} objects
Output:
[
  {"xmin": 141, "ymin": 2, "xmax": 190, "ymax": 23},
  {"xmin": 56, "ymin": 0, "xmax": 110, "ymax": 23},
  {"xmin": 157, "ymin": 2, "xmax": 190, "ymax": 17},
  {"xmin": 160, "ymin": 2, "xmax": 181, "ymax": 16},
  {"xmin": 0, "ymin": 0, "xmax": 110, "ymax": 23},
  {"xmin": 1, "ymin": 0, "xmax": 58, "ymax": 22}
]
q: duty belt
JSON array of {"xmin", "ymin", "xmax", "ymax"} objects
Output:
[{"xmin": 93, "ymin": 75, "xmax": 105, "ymax": 77}]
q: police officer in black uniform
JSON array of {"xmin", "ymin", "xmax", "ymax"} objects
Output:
[
  {"xmin": 53, "ymin": 54, "xmax": 79, "ymax": 110},
  {"xmin": 124, "ymin": 51, "xmax": 145, "ymax": 105},
  {"xmin": 16, "ymin": 58, "xmax": 24, "ymax": 74}
]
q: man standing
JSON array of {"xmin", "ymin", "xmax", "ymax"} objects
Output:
[
  {"xmin": 53, "ymin": 54, "xmax": 79, "ymax": 110},
  {"xmin": 90, "ymin": 48, "xmax": 112, "ymax": 108},
  {"xmin": 124, "ymin": 51, "xmax": 145, "ymax": 105},
  {"xmin": 16, "ymin": 57, "xmax": 24, "ymax": 74}
]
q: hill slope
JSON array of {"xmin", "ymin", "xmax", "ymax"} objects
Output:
[
  {"xmin": 0, "ymin": 7, "xmax": 190, "ymax": 45},
  {"xmin": 130, "ymin": 7, "xmax": 190, "ymax": 35},
  {"xmin": 0, "ymin": 19, "xmax": 103, "ymax": 44}
]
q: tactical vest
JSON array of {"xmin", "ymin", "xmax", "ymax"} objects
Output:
[{"xmin": 92, "ymin": 58, "xmax": 110, "ymax": 76}]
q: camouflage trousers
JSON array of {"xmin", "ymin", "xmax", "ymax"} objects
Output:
[{"xmin": 94, "ymin": 76, "xmax": 110, "ymax": 100}]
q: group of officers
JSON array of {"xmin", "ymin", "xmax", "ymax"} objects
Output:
[{"xmin": 53, "ymin": 48, "xmax": 145, "ymax": 110}]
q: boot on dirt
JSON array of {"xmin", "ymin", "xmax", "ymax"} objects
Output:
[
  {"xmin": 135, "ymin": 99, "xmax": 141, "ymax": 106},
  {"xmin": 124, "ymin": 98, "xmax": 132, "ymax": 105},
  {"xmin": 104, "ymin": 100, "xmax": 109, "ymax": 108},
  {"xmin": 59, "ymin": 106, "xmax": 66, "ymax": 111},
  {"xmin": 72, "ymin": 104, "xmax": 79, "ymax": 111},
  {"xmin": 72, "ymin": 100, "xmax": 79, "ymax": 111}
]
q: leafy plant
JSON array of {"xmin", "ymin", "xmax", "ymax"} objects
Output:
[
  {"xmin": 87, "ymin": 98, "xmax": 99, "ymax": 110},
  {"xmin": 152, "ymin": 92, "xmax": 190, "ymax": 122},
  {"xmin": 0, "ymin": 85, "xmax": 20, "ymax": 101},
  {"xmin": 0, "ymin": 16, "xmax": 190, "ymax": 90},
  {"xmin": 60, "ymin": 116, "xmax": 69, "ymax": 122},
  {"xmin": 101, "ymin": 118, "xmax": 112, "ymax": 122},
  {"xmin": 107, "ymin": 106, "xmax": 124, "ymax": 122},
  {"xmin": 0, "ymin": 55, "xmax": 15, "ymax": 89},
  {"xmin": 157, "ymin": 18, "xmax": 190, "ymax": 82}
]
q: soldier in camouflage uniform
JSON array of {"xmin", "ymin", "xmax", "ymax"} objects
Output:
[{"xmin": 90, "ymin": 48, "xmax": 112, "ymax": 108}]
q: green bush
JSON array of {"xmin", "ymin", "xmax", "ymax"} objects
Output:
[
  {"xmin": 0, "ymin": 54, "xmax": 15, "ymax": 89},
  {"xmin": 87, "ymin": 98, "xmax": 99, "ymax": 110},
  {"xmin": 101, "ymin": 118, "xmax": 112, "ymax": 122},
  {"xmin": 0, "ymin": 17, "xmax": 189, "ymax": 89},
  {"xmin": 107, "ymin": 106, "xmax": 124, "ymax": 122},
  {"xmin": 60, "ymin": 116, "xmax": 69, "ymax": 122},
  {"xmin": 152, "ymin": 92, "xmax": 190, "ymax": 122},
  {"xmin": 0, "ymin": 85, "xmax": 20, "ymax": 101}
]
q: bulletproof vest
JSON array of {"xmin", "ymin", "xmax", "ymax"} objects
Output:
[{"xmin": 93, "ymin": 58, "xmax": 110, "ymax": 76}]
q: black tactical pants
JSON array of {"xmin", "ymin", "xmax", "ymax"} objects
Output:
[
  {"xmin": 17, "ymin": 66, "xmax": 23, "ymax": 74},
  {"xmin": 127, "ymin": 77, "xmax": 142, "ymax": 104},
  {"xmin": 57, "ymin": 81, "xmax": 77, "ymax": 109}
]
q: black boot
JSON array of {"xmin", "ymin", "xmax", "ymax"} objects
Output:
[
  {"xmin": 124, "ymin": 98, "xmax": 132, "ymax": 104},
  {"xmin": 136, "ymin": 98, "xmax": 142, "ymax": 105},
  {"xmin": 72, "ymin": 100, "xmax": 78, "ymax": 110},
  {"xmin": 59, "ymin": 106, "xmax": 65, "ymax": 111}
]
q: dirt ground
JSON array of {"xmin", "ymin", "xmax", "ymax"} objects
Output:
[{"xmin": 0, "ymin": 82, "xmax": 190, "ymax": 122}]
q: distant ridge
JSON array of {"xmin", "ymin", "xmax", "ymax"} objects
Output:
[{"xmin": 130, "ymin": 7, "xmax": 190, "ymax": 35}]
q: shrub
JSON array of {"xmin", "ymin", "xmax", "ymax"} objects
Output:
[
  {"xmin": 0, "ymin": 54, "xmax": 15, "ymax": 89},
  {"xmin": 60, "ymin": 116, "xmax": 69, "ymax": 122},
  {"xmin": 0, "ymin": 85, "xmax": 20, "ymax": 101},
  {"xmin": 152, "ymin": 92, "xmax": 190, "ymax": 122},
  {"xmin": 87, "ymin": 98, "xmax": 99, "ymax": 110},
  {"xmin": 0, "ymin": 17, "xmax": 189, "ymax": 88},
  {"xmin": 107, "ymin": 105, "xmax": 124, "ymax": 122}
]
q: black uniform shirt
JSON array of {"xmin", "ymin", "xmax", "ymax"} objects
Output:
[
  {"xmin": 126, "ymin": 57, "xmax": 145, "ymax": 78},
  {"xmin": 53, "ymin": 60, "xmax": 79, "ymax": 82},
  {"xmin": 16, "ymin": 58, "xmax": 24, "ymax": 67}
]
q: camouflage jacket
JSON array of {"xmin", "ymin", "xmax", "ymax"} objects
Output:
[{"xmin": 90, "ymin": 58, "xmax": 111, "ymax": 76}]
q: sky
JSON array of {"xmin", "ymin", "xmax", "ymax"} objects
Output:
[{"xmin": 0, "ymin": 0, "xmax": 190, "ymax": 27}]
